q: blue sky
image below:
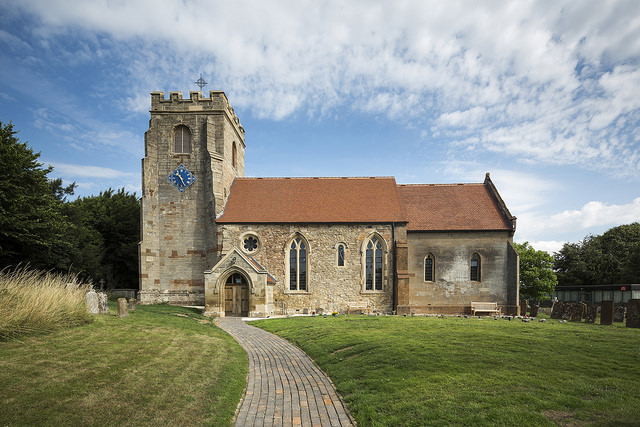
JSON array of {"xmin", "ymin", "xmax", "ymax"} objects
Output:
[{"xmin": 1, "ymin": 0, "xmax": 639, "ymax": 254}]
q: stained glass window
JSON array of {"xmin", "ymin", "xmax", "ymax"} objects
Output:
[{"xmin": 289, "ymin": 237, "xmax": 308, "ymax": 291}]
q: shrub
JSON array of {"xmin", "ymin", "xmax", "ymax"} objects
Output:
[{"xmin": 0, "ymin": 267, "xmax": 93, "ymax": 340}]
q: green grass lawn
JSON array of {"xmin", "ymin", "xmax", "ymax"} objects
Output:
[
  {"xmin": 0, "ymin": 304, "xmax": 247, "ymax": 426},
  {"xmin": 252, "ymin": 315, "xmax": 640, "ymax": 426}
]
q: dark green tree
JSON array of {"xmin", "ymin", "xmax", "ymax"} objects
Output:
[
  {"xmin": 0, "ymin": 121, "xmax": 74, "ymax": 270},
  {"xmin": 67, "ymin": 189, "xmax": 140, "ymax": 289},
  {"xmin": 514, "ymin": 242, "xmax": 557, "ymax": 301},
  {"xmin": 554, "ymin": 223, "xmax": 640, "ymax": 286}
]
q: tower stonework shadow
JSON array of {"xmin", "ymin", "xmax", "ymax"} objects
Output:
[{"xmin": 139, "ymin": 91, "xmax": 245, "ymax": 305}]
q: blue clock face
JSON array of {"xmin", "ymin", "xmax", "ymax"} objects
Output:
[{"xmin": 168, "ymin": 164, "xmax": 196, "ymax": 192}]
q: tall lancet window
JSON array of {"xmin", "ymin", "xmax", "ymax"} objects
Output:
[
  {"xmin": 470, "ymin": 253, "xmax": 481, "ymax": 282},
  {"xmin": 174, "ymin": 125, "xmax": 191, "ymax": 154},
  {"xmin": 365, "ymin": 237, "xmax": 383, "ymax": 291},
  {"xmin": 289, "ymin": 237, "xmax": 307, "ymax": 291}
]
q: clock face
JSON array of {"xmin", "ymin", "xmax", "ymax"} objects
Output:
[{"xmin": 168, "ymin": 164, "xmax": 196, "ymax": 192}]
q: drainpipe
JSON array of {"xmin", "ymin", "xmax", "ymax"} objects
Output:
[{"xmin": 392, "ymin": 222, "xmax": 397, "ymax": 313}]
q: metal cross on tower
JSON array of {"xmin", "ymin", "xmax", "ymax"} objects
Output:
[{"xmin": 195, "ymin": 73, "xmax": 207, "ymax": 91}]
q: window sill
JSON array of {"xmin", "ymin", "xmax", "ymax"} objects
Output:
[
  {"xmin": 284, "ymin": 290, "xmax": 311, "ymax": 295},
  {"xmin": 360, "ymin": 289, "xmax": 385, "ymax": 294}
]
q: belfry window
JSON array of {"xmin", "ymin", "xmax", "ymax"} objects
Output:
[
  {"xmin": 174, "ymin": 125, "xmax": 191, "ymax": 154},
  {"xmin": 365, "ymin": 237, "xmax": 384, "ymax": 291},
  {"xmin": 337, "ymin": 244, "xmax": 345, "ymax": 267},
  {"xmin": 232, "ymin": 142, "xmax": 237, "ymax": 169},
  {"xmin": 424, "ymin": 254, "xmax": 435, "ymax": 282},
  {"xmin": 470, "ymin": 253, "xmax": 481, "ymax": 282},
  {"xmin": 289, "ymin": 237, "xmax": 307, "ymax": 291}
]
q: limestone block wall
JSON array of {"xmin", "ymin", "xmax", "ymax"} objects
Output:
[
  {"xmin": 219, "ymin": 223, "xmax": 401, "ymax": 314},
  {"xmin": 403, "ymin": 231, "xmax": 518, "ymax": 314},
  {"xmin": 139, "ymin": 91, "xmax": 244, "ymax": 305}
]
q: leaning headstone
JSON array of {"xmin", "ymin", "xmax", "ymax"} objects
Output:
[
  {"xmin": 117, "ymin": 298, "xmax": 129, "ymax": 318},
  {"xmin": 98, "ymin": 292, "xmax": 109, "ymax": 314},
  {"xmin": 614, "ymin": 306, "xmax": 626, "ymax": 323},
  {"xmin": 551, "ymin": 301, "xmax": 563, "ymax": 319},
  {"xmin": 128, "ymin": 298, "xmax": 137, "ymax": 311},
  {"xmin": 585, "ymin": 305, "xmax": 598, "ymax": 324},
  {"xmin": 569, "ymin": 303, "xmax": 586, "ymax": 322},
  {"xmin": 600, "ymin": 300, "xmax": 614, "ymax": 325},
  {"xmin": 530, "ymin": 304, "xmax": 539, "ymax": 317},
  {"xmin": 626, "ymin": 300, "xmax": 640, "ymax": 328},
  {"xmin": 84, "ymin": 289, "xmax": 99, "ymax": 314}
]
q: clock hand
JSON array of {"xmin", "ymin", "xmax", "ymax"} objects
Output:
[{"xmin": 177, "ymin": 172, "xmax": 186, "ymax": 185}]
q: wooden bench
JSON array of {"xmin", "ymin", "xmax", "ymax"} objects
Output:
[
  {"xmin": 471, "ymin": 301, "xmax": 501, "ymax": 316},
  {"xmin": 347, "ymin": 301, "xmax": 370, "ymax": 315}
]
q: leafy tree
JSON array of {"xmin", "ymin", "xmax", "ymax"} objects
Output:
[
  {"xmin": 0, "ymin": 121, "xmax": 74, "ymax": 270},
  {"xmin": 67, "ymin": 189, "xmax": 140, "ymax": 289},
  {"xmin": 554, "ymin": 223, "xmax": 640, "ymax": 286},
  {"xmin": 514, "ymin": 242, "xmax": 557, "ymax": 301}
]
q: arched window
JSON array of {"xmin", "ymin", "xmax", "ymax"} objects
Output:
[
  {"xmin": 470, "ymin": 253, "xmax": 481, "ymax": 282},
  {"xmin": 289, "ymin": 236, "xmax": 307, "ymax": 291},
  {"xmin": 424, "ymin": 254, "xmax": 435, "ymax": 282},
  {"xmin": 232, "ymin": 142, "xmax": 237, "ymax": 169},
  {"xmin": 337, "ymin": 244, "xmax": 345, "ymax": 267},
  {"xmin": 364, "ymin": 236, "xmax": 384, "ymax": 291},
  {"xmin": 174, "ymin": 125, "xmax": 191, "ymax": 154}
]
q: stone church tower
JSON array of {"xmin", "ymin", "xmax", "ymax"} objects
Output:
[{"xmin": 138, "ymin": 91, "xmax": 245, "ymax": 305}]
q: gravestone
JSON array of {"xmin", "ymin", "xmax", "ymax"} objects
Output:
[
  {"xmin": 520, "ymin": 300, "xmax": 528, "ymax": 317},
  {"xmin": 98, "ymin": 292, "xmax": 109, "ymax": 314},
  {"xmin": 613, "ymin": 306, "xmax": 626, "ymax": 323},
  {"xmin": 585, "ymin": 305, "xmax": 598, "ymax": 324},
  {"xmin": 551, "ymin": 301, "xmax": 563, "ymax": 319},
  {"xmin": 117, "ymin": 298, "xmax": 129, "ymax": 318},
  {"xmin": 600, "ymin": 301, "xmax": 614, "ymax": 325},
  {"xmin": 569, "ymin": 303, "xmax": 586, "ymax": 322},
  {"xmin": 84, "ymin": 290, "xmax": 99, "ymax": 314},
  {"xmin": 561, "ymin": 303, "xmax": 573, "ymax": 321},
  {"xmin": 530, "ymin": 304, "xmax": 539, "ymax": 317},
  {"xmin": 128, "ymin": 298, "xmax": 137, "ymax": 311},
  {"xmin": 626, "ymin": 300, "xmax": 640, "ymax": 328}
]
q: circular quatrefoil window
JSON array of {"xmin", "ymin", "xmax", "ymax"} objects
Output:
[{"xmin": 243, "ymin": 236, "xmax": 259, "ymax": 253}]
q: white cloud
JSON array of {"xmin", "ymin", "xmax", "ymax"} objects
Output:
[
  {"xmin": 549, "ymin": 198, "xmax": 640, "ymax": 230},
  {"xmin": 516, "ymin": 197, "xmax": 640, "ymax": 246},
  {"xmin": 524, "ymin": 241, "xmax": 566, "ymax": 255},
  {"xmin": 48, "ymin": 162, "xmax": 137, "ymax": 179},
  {"xmin": 6, "ymin": 0, "xmax": 640, "ymax": 176}
]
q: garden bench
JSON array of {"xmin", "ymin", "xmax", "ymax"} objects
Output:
[
  {"xmin": 347, "ymin": 301, "xmax": 370, "ymax": 315},
  {"xmin": 470, "ymin": 301, "xmax": 501, "ymax": 316}
]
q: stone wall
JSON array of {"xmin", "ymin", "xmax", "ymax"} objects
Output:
[
  {"xmin": 139, "ymin": 91, "xmax": 244, "ymax": 305},
  {"xmin": 402, "ymin": 231, "xmax": 517, "ymax": 314},
  {"xmin": 219, "ymin": 223, "xmax": 401, "ymax": 314}
]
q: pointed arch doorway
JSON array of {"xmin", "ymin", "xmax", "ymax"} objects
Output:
[{"xmin": 224, "ymin": 273, "xmax": 250, "ymax": 317}]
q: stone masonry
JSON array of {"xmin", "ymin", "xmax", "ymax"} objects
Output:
[
  {"xmin": 215, "ymin": 223, "xmax": 399, "ymax": 315},
  {"xmin": 139, "ymin": 91, "xmax": 244, "ymax": 305}
]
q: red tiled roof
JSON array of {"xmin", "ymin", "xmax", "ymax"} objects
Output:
[
  {"xmin": 217, "ymin": 177, "xmax": 407, "ymax": 223},
  {"xmin": 396, "ymin": 183, "xmax": 514, "ymax": 231}
]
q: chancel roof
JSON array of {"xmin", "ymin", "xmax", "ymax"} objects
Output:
[
  {"xmin": 216, "ymin": 175, "xmax": 515, "ymax": 232},
  {"xmin": 396, "ymin": 183, "xmax": 514, "ymax": 231}
]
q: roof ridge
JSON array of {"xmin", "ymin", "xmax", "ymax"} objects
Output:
[
  {"xmin": 398, "ymin": 182, "xmax": 483, "ymax": 187},
  {"xmin": 237, "ymin": 176, "xmax": 396, "ymax": 180}
]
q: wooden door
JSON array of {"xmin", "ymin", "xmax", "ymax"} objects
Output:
[{"xmin": 225, "ymin": 284, "xmax": 249, "ymax": 317}]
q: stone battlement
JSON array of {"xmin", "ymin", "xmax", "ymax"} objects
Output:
[{"xmin": 150, "ymin": 91, "xmax": 243, "ymax": 133}]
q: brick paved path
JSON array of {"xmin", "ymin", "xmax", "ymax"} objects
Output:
[{"xmin": 216, "ymin": 317, "xmax": 354, "ymax": 427}]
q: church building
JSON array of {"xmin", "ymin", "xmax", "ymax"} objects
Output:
[{"xmin": 138, "ymin": 91, "xmax": 520, "ymax": 316}]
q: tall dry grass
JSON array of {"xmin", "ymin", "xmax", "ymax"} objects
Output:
[{"xmin": 0, "ymin": 267, "xmax": 93, "ymax": 341}]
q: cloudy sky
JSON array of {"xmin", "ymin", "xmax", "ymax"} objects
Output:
[{"xmin": 1, "ymin": 0, "xmax": 639, "ymax": 254}]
